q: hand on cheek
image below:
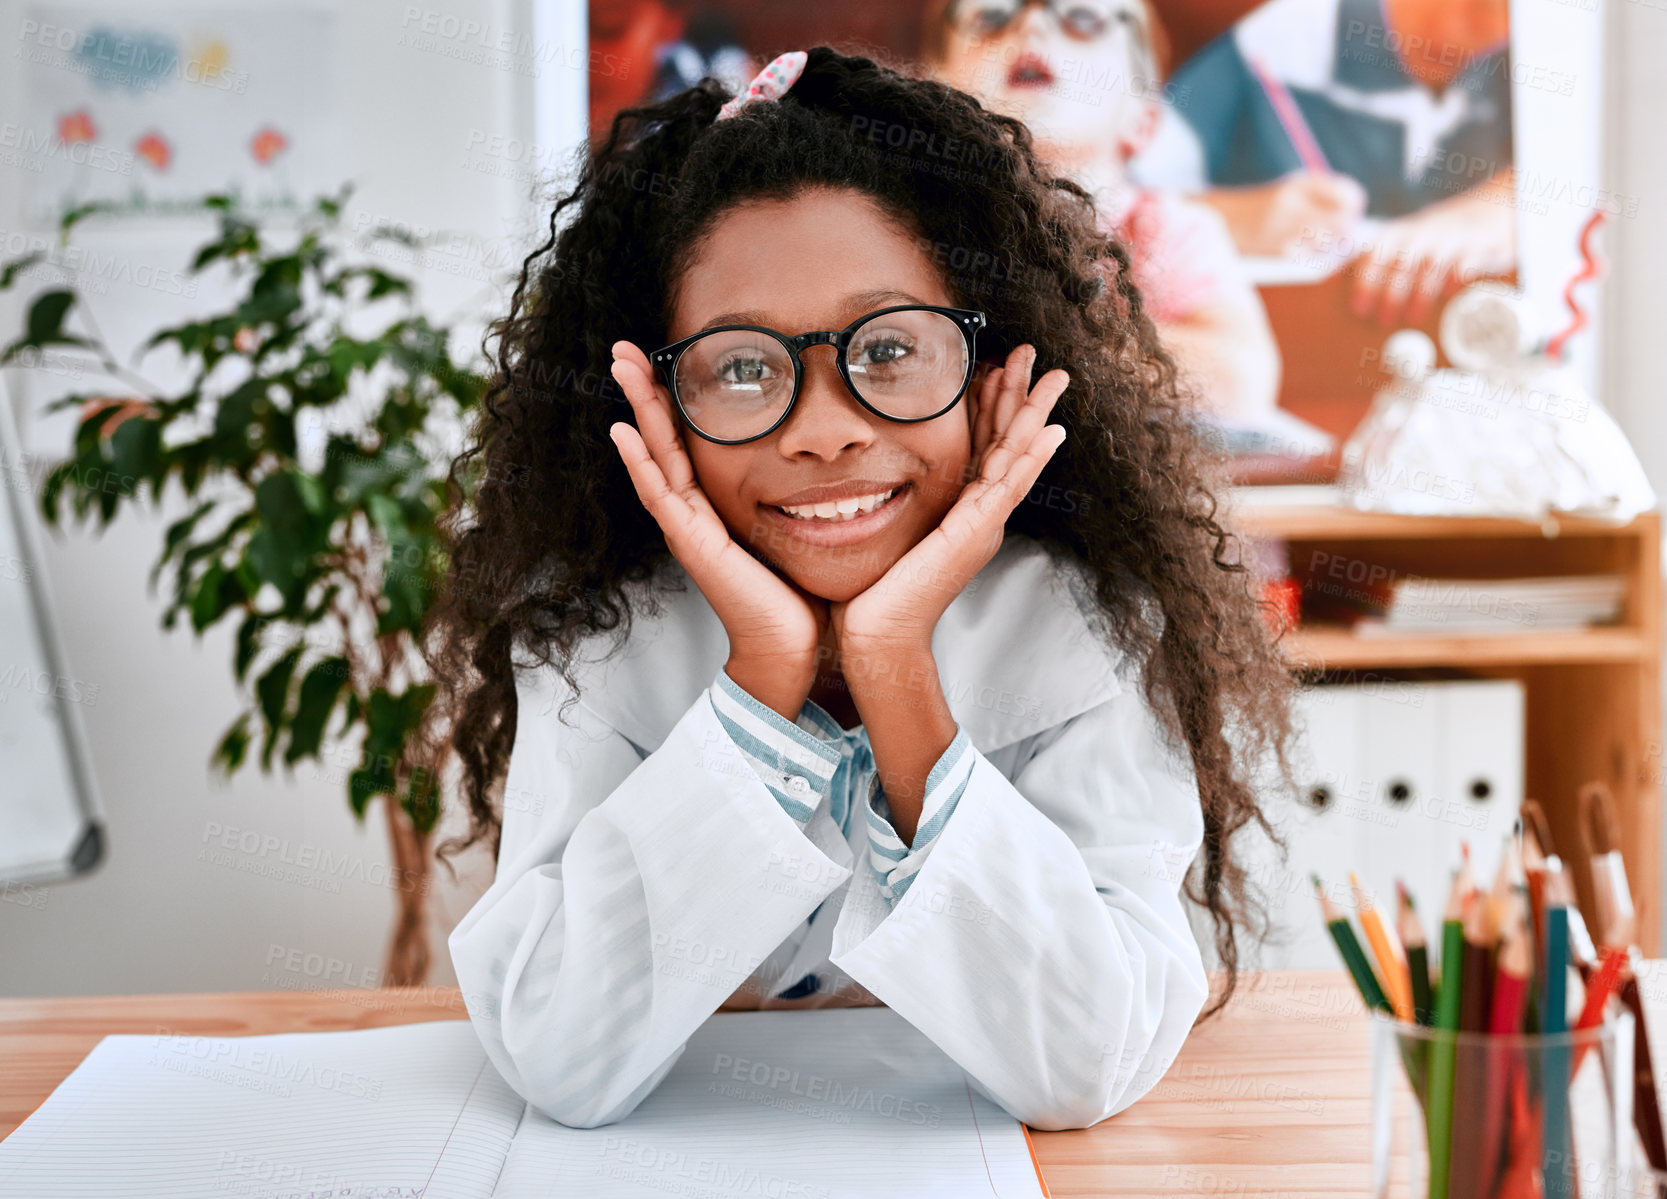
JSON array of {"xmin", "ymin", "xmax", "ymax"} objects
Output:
[
  {"xmin": 832, "ymin": 342, "xmax": 1069, "ymax": 660},
  {"xmin": 606, "ymin": 339, "xmax": 830, "ymax": 678}
]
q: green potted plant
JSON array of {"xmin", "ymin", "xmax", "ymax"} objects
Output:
[{"xmin": 0, "ymin": 186, "xmax": 491, "ymax": 984}]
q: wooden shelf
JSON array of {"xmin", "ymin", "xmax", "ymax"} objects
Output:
[
  {"xmin": 1226, "ymin": 491, "xmax": 1662, "ymax": 954},
  {"xmin": 1281, "ymin": 626, "xmax": 1651, "ymax": 669},
  {"xmin": 1225, "ymin": 493, "xmax": 1644, "ymax": 542}
]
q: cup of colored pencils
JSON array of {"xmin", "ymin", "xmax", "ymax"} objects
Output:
[{"xmin": 1315, "ymin": 831, "xmax": 1644, "ymax": 1199}]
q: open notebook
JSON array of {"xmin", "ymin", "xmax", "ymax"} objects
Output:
[{"xmin": 0, "ymin": 1006, "xmax": 1047, "ymax": 1198}]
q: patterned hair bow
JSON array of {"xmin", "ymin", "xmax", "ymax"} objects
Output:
[{"xmin": 715, "ymin": 50, "xmax": 809, "ymax": 121}]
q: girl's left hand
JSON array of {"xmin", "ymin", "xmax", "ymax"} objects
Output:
[{"xmin": 831, "ymin": 343, "xmax": 1070, "ymax": 655}]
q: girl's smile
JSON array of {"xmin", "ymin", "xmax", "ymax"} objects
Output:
[{"xmin": 759, "ymin": 480, "xmax": 914, "ymax": 548}]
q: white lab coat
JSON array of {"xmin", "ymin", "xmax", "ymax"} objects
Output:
[{"xmin": 448, "ymin": 533, "xmax": 1209, "ymax": 1132}]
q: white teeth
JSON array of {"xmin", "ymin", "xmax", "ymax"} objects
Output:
[{"xmin": 778, "ymin": 488, "xmax": 897, "ymax": 522}]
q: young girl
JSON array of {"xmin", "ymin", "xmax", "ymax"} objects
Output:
[{"xmin": 426, "ymin": 44, "xmax": 1295, "ymax": 1133}]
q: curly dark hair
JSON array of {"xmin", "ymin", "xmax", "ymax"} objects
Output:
[{"xmin": 421, "ymin": 44, "xmax": 1297, "ymax": 1018}]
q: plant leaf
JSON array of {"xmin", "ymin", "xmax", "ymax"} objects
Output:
[
  {"xmin": 0, "ymin": 252, "xmax": 44, "ymax": 289},
  {"xmin": 212, "ymin": 712, "xmax": 253, "ymax": 775},
  {"xmin": 1, "ymin": 290, "xmax": 89, "ymax": 361},
  {"xmin": 188, "ymin": 560, "xmax": 246, "ymax": 632},
  {"xmin": 108, "ymin": 415, "xmax": 161, "ymax": 490},
  {"xmin": 284, "ymin": 656, "xmax": 349, "ymax": 765},
  {"xmin": 152, "ymin": 499, "xmax": 217, "ymax": 588},
  {"xmin": 254, "ymin": 645, "xmax": 302, "ymax": 770},
  {"xmin": 347, "ymin": 684, "xmax": 435, "ymax": 817}
]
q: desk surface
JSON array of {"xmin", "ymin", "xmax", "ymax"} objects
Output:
[{"xmin": 0, "ymin": 970, "xmax": 1375, "ymax": 1198}]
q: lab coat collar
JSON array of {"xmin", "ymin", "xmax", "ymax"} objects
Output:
[{"xmin": 567, "ymin": 535, "xmax": 1128, "ymax": 755}]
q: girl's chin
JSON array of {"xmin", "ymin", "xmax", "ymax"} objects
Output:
[
  {"xmin": 780, "ymin": 534, "xmax": 923, "ymax": 603},
  {"xmin": 783, "ymin": 555, "xmax": 899, "ymax": 605},
  {"xmin": 742, "ymin": 539, "xmax": 900, "ymax": 605}
]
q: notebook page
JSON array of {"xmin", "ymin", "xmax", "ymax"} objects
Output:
[
  {"xmin": 490, "ymin": 1007, "xmax": 1045, "ymax": 1199},
  {"xmin": 0, "ymin": 1019, "xmax": 526, "ymax": 1199}
]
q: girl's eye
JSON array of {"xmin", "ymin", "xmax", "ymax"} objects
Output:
[
  {"xmin": 715, "ymin": 354, "xmax": 775, "ymax": 386},
  {"xmin": 958, "ymin": 1, "xmax": 1016, "ymax": 36},
  {"xmin": 851, "ymin": 334, "xmax": 916, "ymax": 369}
]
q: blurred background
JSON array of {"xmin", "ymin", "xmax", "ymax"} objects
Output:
[{"xmin": 1, "ymin": 0, "xmax": 1665, "ymax": 996}]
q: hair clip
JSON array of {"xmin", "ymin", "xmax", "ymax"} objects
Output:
[{"xmin": 715, "ymin": 50, "xmax": 808, "ymax": 121}]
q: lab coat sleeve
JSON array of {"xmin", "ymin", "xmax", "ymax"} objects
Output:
[
  {"xmin": 828, "ymin": 680, "xmax": 1210, "ymax": 1131},
  {"xmin": 447, "ymin": 660, "xmax": 854, "ymax": 1129},
  {"xmin": 863, "ymin": 725, "xmax": 974, "ymax": 903}
]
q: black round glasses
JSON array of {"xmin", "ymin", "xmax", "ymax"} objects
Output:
[{"xmin": 649, "ymin": 304, "xmax": 988, "ymax": 446}]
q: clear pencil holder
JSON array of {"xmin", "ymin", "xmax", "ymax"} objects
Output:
[{"xmin": 1368, "ymin": 1011, "xmax": 1637, "ymax": 1198}]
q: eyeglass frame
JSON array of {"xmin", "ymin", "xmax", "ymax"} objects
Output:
[
  {"xmin": 648, "ymin": 303, "xmax": 989, "ymax": 446},
  {"xmin": 945, "ymin": 0, "xmax": 1136, "ymax": 43}
]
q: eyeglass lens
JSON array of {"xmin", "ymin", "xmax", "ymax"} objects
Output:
[
  {"xmin": 672, "ymin": 309, "xmax": 970, "ymax": 442},
  {"xmin": 953, "ymin": 0, "xmax": 1116, "ymax": 41}
]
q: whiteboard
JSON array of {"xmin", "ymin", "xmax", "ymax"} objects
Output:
[{"xmin": 0, "ymin": 381, "xmax": 104, "ymax": 884}]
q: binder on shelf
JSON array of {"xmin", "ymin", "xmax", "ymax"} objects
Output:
[
  {"xmin": 1357, "ymin": 681, "xmax": 1443, "ymax": 935},
  {"xmin": 1216, "ymin": 679, "xmax": 1524, "ymax": 971}
]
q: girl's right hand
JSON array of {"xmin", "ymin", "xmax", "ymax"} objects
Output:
[{"xmin": 607, "ymin": 341, "xmax": 828, "ymax": 701}]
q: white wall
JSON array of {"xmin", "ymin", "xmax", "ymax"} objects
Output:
[
  {"xmin": 0, "ymin": 0, "xmax": 585, "ymax": 996},
  {"xmin": 1605, "ymin": 0, "xmax": 1667, "ymax": 493},
  {"xmin": 1606, "ymin": 0, "xmax": 1667, "ymax": 955}
]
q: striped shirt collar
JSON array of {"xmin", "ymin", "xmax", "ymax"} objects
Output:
[{"xmin": 564, "ymin": 534, "xmax": 1128, "ymax": 755}]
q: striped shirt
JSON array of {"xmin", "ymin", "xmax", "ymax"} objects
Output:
[{"xmin": 710, "ymin": 666, "xmax": 974, "ymax": 908}]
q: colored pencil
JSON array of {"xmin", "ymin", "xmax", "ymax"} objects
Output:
[
  {"xmin": 1460, "ymin": 887, "xmax": 1495, "ymax": 1034},
  {"xmin": 1495, "ymin": 1067, "xmax": 1542, "ymax": 1199},
  {"xmin": 1244, "ymin": 53, "xmax": 1330, "ymax": 173},
  {"xmin": 1479, "ymin": 904, "xmax": 1532, "ymax": 1198},
  {"xmin": 1541, "ymin": 870, "xmax": 1574, "ymax": 1198},
  {"xmin": 1487, "ymin": 821, "xmax": 1524, "ymax": 938},
  {"xmin": 1523, "ymin": 800, "xmax": 1597, "ymax": 970},
  {"xmin": 1426, "ymin": 862, "xmax": 1470, "ymax": 1199},
  {"xmin": 1397, "ymin": 881, "xmax": 1435, "ymax": 1026},
  {"xmin": 1352, "ymin": 872, "xmax": 1412, "ymax": 1022},
  {"xmin": 1575, "ymin": 944, "xmax": 1627, "ymax": 1035},
  {"xmin": 1491, "ymin": 901, "xmax": 1532, "ymax": 1035},
  {"xmin": 1451, "ymin": 879, "xmax": 1498, "ymax": 1197},
  {"xmin": 1313, "ymin": 874, "xmax": 1391, "ymax": 1013},
  {"xmin": 1564, "ymin": 941, "xmax": 1628, "ymax": 1104},
  {"xmin": 1521, "ymin": 807, "xmax": 1551, "ymax": 976}
]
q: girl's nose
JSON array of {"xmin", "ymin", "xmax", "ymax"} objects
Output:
[
  {"xmin": 1008, "ymin": 2, "xmax": 1053, "ymax": 44},
  {"xmin": 773, "ymin": 344, "xmax": 877, "ymax": 457}
]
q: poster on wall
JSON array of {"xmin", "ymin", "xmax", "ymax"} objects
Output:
[
  {"xmin": 16, "ymin": 5, "xmax": 339, "ymax": 223},
  {"xmin": 1143, "ymin": 0, "xmax": 1519, "ymax": 476},
  {"xmin": 585, "ymin": 0, "xmax": 1521, "ymax": 481}
]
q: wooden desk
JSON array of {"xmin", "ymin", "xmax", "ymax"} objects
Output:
[{"xmin": 0, "ymin": 971, "xmax": 1377, "ymax": 1197}]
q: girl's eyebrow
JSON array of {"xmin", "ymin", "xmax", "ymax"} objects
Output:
[{"xmin": 696, "ymin": 288, "xmax": 929, "ymax": 333}]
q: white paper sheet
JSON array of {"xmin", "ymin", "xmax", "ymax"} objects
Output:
[
  {"xmin": 0, "ymin": 1020, "xmax": 525, "ymax": 1198},
  {"xmin": 492, "ymin": 1007, "xmax": 1045, "ymax": 1199},
  {"xmin": 0, "ymin": 1009, "xmax": 1046, "ymax": 1199}
]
